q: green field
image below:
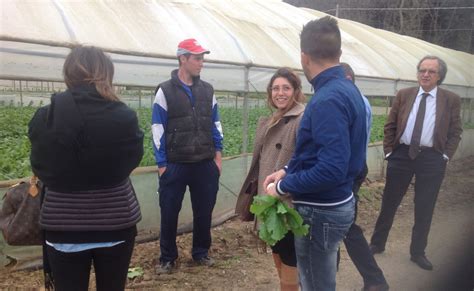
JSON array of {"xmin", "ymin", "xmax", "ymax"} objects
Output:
[{"xmin": 1, "ymin": 106, "xmax": 388, "ymax": 180}]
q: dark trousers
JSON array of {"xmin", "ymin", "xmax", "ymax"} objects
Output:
[
  {"xmin": 46, "ymin": 238, "xmax": 135, "ymax": 291},
  {"xmin": 158, "ymin": 159, "xmax": 219, "ymax": 262},
  {"xmin": 341, "ymin": 163, "xmax": 387, "ymax": 286},
  {"xmin": 370, "ymin": 145, "xmax": 447, "ymax": 256}
]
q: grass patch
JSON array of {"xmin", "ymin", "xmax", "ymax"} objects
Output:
[
  {"xmin": 358, "ymin": 184, "xmax": 385, "ymax": 202},
  {"xmin": 463, "ymin": 123, "xmax": 474, "ymax": 129},
  {"xmin": 368, "ymin": 97, "xmax": 391, "ymax": 107}
]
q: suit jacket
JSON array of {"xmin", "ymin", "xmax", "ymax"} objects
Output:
[{"xmin": 383, "ymin": 86, "xmax": 462, "ymax": 159}]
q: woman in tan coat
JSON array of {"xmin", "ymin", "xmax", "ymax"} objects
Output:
[{"xmin": 238, "ymin": 67, "xmax": 305, "ymax": 291}]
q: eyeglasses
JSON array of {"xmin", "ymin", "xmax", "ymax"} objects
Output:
[
  {"xmin": 271, "ymin": 86, "xmax": 293, "ymax": 93},
  {"xmin": 418, "ymin": 69, "xmax": 438, "ymax": 75}
]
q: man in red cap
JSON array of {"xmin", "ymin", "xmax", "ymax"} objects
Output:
[{"xmin": 151, "ymin": 38, "xmax": 223, "ymax": 274}]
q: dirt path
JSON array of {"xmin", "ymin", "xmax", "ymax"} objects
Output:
[
  {"xmin": 337, "ymin": 157, "xmax": 474, "ymax": 291},
  {"xmin": 0, "ymin": 157, "xmax": 472, "ymax": 290}
]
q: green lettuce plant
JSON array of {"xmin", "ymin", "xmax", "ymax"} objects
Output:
[{"xmin": 250, "ymin": 195, "xmax": 309, "ymax": 246}]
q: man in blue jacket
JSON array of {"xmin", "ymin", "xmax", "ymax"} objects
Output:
[
  {"xmin": 340, "ymin": 62, "xmax": 389, "ymax": 291},
  {"xmin": 265, "ymin": 17, "xmax": 367, "ymax": 291}
]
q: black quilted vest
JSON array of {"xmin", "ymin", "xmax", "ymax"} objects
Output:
[{"xmin": 159, "ymin": 70, "xmax": 215, "ymax": 163}]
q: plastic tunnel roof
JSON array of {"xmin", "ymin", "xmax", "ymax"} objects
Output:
[{"xmin": 1, "ymin": 0, "xmax": 473, "ymax": 97}]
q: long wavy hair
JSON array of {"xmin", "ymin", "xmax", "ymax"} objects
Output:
[
  {"xmin": 266, "ymin": 67, "xmax": 306, "ymax": 127},
  {"xmin": 63, "ymin": 46, "xmax": 119, "ymax": 101}
]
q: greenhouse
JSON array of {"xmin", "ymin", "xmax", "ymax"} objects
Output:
[
  {"xmin": 1, "ymin": 0, "xmax": 473, "ymax": 271},
  {"xmin": 1, "ymin": 0, "xmax": 473, "ymax": 95}
]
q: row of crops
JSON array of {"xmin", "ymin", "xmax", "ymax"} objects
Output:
[{"xmin": 0, "ymin": 106, "xmax": 387, "ymax": 180}]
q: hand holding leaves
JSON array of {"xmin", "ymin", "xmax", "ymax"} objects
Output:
[{"xmin": 250, "ymin": 195, "xmax": 309, "ymax": 246}]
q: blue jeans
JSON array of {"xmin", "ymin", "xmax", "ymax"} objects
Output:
[{"xmin": 295, "ymin": 198, "xmax": 355, "ymax": 291}]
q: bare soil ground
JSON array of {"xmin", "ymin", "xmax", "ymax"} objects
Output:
[{"xmin": 1, "ymin": 157, "xmax": 473, "ymax": 290}]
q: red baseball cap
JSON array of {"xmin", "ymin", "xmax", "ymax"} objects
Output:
[{"xmin": 177, "ymin": 38, "xmax": 210, "ymax": 56}]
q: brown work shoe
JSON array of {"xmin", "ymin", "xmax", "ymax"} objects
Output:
[
  {"xmin": 193, "ymin": 256, "xmax": 215, "ymax": 267},
  {"xmin": 155, "ymin": 260, "xmax": 175, "ymax": 275}
]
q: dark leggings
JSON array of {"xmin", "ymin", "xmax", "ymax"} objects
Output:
[
  {"xmin": 46, "ymin": 238, "xmax": 135, "ymax": 291},
  {"xmin": 271, "ymin": 232, "xmax": 297, "ymax": 267}
]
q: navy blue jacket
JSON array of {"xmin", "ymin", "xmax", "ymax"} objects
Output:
[{"xmin": 279, "ymin": 66, "xmax": 367, "ymax": 205}]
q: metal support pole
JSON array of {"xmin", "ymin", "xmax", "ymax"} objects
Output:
[
  {"xmin": 461, "ymin": 98, "xmax": 466, "ymax": 123},
  {"xmin": 151, "ymin": 90, "xmax": 154, "ymax": 108},
  {"xmin": 242, "ymin": 67, "xmax": 250, "ymax": 174},
  {"xmin": 19, "ymin": 80, "xmax": 23, "ymax": 106},
  {"xmin": 138, "ymin": 89, "xmax": 142, "ymax": 111},
  {"xmin": 469, "ymin": 98, "xmax": 472, "ymax": 123}
]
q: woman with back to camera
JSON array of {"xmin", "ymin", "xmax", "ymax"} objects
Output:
[
  {"xmin": 237, "ymin": 68, "xmax": 305, "ymax": 291},
  {"xmin": 28, "ymin": 46, "xmax": 143, "ymax": 291}
]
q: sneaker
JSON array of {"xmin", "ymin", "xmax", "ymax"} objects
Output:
[
  {"xmin": 156, "ymin": 260, "xmax": 175, "ymax": 275},
  {"xmin": 193, "ymin": 256, "xmax": 215, "ymax": 267}
]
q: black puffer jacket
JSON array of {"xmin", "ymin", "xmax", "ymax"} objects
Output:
[
  {"xmin": 28, "ymin": 85, "xmax": 144, "ymax": 243},
  {"xmin": 29, "ymin": 85, "xmax": 144, "ymax": 192}
]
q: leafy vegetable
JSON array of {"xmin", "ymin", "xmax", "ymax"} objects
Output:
[
  {"xmin": 250, "ymin": 195, "xmax": 309, "ymax": 246},
  {"xmin": 127, "ymin": 267, "xmax": 144, "ymax": 279},
  {"xmin": 0, "ymin": 105, "xmax": 389, "ymax": 180}
]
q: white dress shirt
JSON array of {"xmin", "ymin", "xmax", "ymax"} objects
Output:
[{"xmin": 400, "ymin": 87, "xmax": 437, "ymax": 147}]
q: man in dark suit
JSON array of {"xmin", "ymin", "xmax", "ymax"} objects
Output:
[{"xmin": 369, "ymin": 55, "xmax": 463, "ymax": 271}]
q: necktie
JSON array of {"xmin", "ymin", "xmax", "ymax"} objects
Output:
[{"xmin": 408, "ymin": 93, "xmax": 430, "ymax": 159}]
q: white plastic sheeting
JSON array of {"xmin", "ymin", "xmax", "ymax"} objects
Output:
[{"xmin": 1, "ymin": 0, "xmax": 473, "ymax": 97}]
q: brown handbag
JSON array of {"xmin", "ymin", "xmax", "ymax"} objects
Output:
[
  {"xmin": 0, "ymin": 176, "xmax": 43, "ymax": 245},
  {"xmin": 235, "ymin": 179, "xmax": 258, "ymax": 221}
]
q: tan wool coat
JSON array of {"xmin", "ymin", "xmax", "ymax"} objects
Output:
[{"xmin": 237, "ymin": 103, "xmax": 305, "ymax": 203}]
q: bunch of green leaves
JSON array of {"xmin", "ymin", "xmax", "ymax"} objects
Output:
[{"xmin": 250, "ymin": 195, "xmax": 309, "ymax": 246}]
